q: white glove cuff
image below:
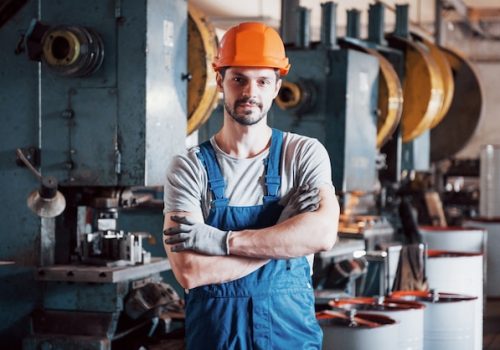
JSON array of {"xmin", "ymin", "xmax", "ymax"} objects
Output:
[{"xmin": 225, "ymin": 230, "xmax": 233, "ymax": 255}]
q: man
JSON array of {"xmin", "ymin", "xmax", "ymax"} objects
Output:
[{"xmin": 163, "ymin": 22, "xmax": 339, "ymax": 349}]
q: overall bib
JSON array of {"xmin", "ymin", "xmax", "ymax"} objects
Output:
[{"xmin": 185, "ymin": 129, "xmax": 322, "ymax": 350}]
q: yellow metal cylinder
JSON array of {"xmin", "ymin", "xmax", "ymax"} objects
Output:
[
  {"xmin": 275, "ymin": 81, "xmax": 303, "ymax": 110},
  {"xmin": 364, "ymin": 48, "xmax": 404, "ymax": 148},
  {"xmin": 187, "ymin": 4, "xmax": 219, "ymax": 135},
  {"xmin": 42, "ymin": 30, "xmax": 80, "ymax": 67},
  {"xmin": 411, "ymin": 34, "xmax": 455, "ymax": 129},
  {"xmin": 387, "ymin": 35, "xmax": 445, "ymax": 142}
]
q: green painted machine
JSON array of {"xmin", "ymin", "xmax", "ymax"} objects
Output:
[{"xmin": 0, "ymin": 0, "xmax": 187, "ymax": 348}]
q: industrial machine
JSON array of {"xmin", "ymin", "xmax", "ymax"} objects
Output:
[
  {"xmin": 0, "ymin": 0, "xmax": 197, "ymax": 348},
  {"xmin": 268, "ymin": 2, "xmax": 392, "ymax": 296},
  {"xmin": 272, "ymin": 3, "xmax": 386, "ymax": 230},
  {"xmin": 273, "ymin": 3, "xmax": 379, "ymax": 197},
  {"xmin": 268, "ymin": 1, "xmax": 482, "ymax": 297}
]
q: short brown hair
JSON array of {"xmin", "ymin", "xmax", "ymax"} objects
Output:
[{"xmin": 218, "ymin": 67, "xmax": 281, "ymax": 81}]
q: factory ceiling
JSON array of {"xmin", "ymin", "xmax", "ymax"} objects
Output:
[{"xmin": 190, "ymin": 0, "xmax": 500, "ymax": 39}]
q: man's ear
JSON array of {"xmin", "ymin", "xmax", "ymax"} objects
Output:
[
  {"xmin": 273, "ymin": 78, "xmax": 282, "ymax": 99},
  {"xmin": 216, "ymin": 72, "xmax": 224, "ymax": 92}
]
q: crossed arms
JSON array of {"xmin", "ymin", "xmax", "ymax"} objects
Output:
[{"xmin": 163, "ymin": 184, "xmax": 339, "ymax": 290}]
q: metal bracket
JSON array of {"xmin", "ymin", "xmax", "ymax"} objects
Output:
[{"xmin": 16, "ymin": 146, "xmax": 40, "ymax": 168}]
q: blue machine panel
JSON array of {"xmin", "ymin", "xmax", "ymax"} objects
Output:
[
  {"xmin": 117, "ymin": 0, "xmax": 188, "ymax": 186},
  {"xmin": 39, "ymin": 0, "xmax": 187, "ymax": 187},
  {"xmin": 42, "ymin": 87, "xmax": 119, "ymax": 184},
  {"xmin": 402, "ymin": 130, "xmax": 430, "ymax": 171},
  {"xmin": 0, "ymin": 0, "xmax": 188, "ymax": 346},
  {"xmin": 0, "ymin": 1, "xmax": 43, "ymax": 346},
  {"xmin": 43, "ymin": 282, "xmax": 128, "ymax": 312},
  {"xmin": 270, "ymin": 47, "xmax": 379, "ymax": 193}
]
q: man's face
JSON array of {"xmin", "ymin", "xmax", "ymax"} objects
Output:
[{"xmin": 217, "ymin": 67, "xmax": 282, "ymax": 126}]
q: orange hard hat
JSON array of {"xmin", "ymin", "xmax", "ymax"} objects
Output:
[{"xmin": 212, "ymin": 22, "xmax": 291, "ymax": 76}]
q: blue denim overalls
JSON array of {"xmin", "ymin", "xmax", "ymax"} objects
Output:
[{"xmin": 185, "ymin": 129, "xmax": 322, "ymax": 349}]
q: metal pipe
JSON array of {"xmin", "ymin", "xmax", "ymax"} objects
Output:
[
  {"xmin": 296, "ymin": 6, "xmax": 311, "ymax": 49},
  {"xmin": 321, "ymin": 2, "xmax": 338, "ymax": 48},
  {"xmin": 280, "ymin": 0, "xmax": 300, "ymax": 45},
  {"xmin": 394, "ymin": 4, "xmax": 410, "ymax": 38},
  {"xmin": 376, "ymin": 0, "xmax": 434, "ymax": 37},
  {"xmin": 346, "ymin": 9, "xmax": 361, "ymax": 39},
  {"xmin": 368, "ymin": 3, "xmax": 387, "ymax": 45},
  {"xmin": 40, "ymin": 218, "xmax": 56, "ymax": 266}
]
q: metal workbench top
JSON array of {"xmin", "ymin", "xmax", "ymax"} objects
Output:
[{"xmin": 35, "ymin": 257, "xmax": 171, "ymax": 283}]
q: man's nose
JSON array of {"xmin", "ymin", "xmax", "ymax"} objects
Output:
[{"xmin": 242, "ymin": 80, "xmax": 258, "ymax": 97}]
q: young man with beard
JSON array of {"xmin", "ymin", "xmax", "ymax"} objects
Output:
[{"xmin": 163, "ymin": 22, "xmax": 339, "ymax": 349}]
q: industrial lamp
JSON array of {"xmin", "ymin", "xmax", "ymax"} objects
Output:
[{"xmin": 16, "ymin": 149, "xmax": 66, "ymax": 218}]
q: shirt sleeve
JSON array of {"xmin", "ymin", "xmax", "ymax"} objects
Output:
[
  {"xmin": 295, "ymin": 138, "xmax": 335, "ymax": 192},
  {"xmin": 163, "ymin": 149, "xmax": 205, "ymax": 219}
]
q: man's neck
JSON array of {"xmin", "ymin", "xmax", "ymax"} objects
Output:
[{"xmin": 214, "ymin": 117, "xmax": 272, "ymax": 159}]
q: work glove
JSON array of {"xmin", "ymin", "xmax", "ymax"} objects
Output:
[
  {"xmin": 277, "ymin": 184, "xmax": 321, "ymax": 224},
  {"xmin": 164, "ymin": 216, "xmax": 231, "ymax": 256}
]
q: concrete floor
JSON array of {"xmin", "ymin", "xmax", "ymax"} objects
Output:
[{"xmin": 485, "ymin": 299, "xmax": 500, "ymax": 349}]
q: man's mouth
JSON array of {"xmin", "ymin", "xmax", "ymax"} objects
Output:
[
  {"xmin": 236, "ymin": 99, "xmax": 261, "ymax": 109},
  {"xmin": 238, "ymin": 103, "xmax": 256, "ymax": 108}
]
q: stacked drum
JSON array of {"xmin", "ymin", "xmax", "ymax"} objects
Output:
[
  {"xmin": 317, "ymin": 228, "xmax": 486, "ymax": 350},
  {"xmin": 327, "ymin": 297, "xmax": 424, "ymax": 350},
  {"xmin": 419, "ymin": 226, "xmax": 486, "ymax": 350},
  {"xmin": 390, "ymin": 291, "xmax": 477, "ymax": 350},
  {"xmin": 319, "ymin": 291, "xmax": 478, "ymax": 350},
  {"xmin": 317, "ymin": 309, "xmax": 399, "ymax": 350},
  {"xmin": 426, "ymin": 250, "xmax": 483, "ymax": 350},
  {"xmin": 464, "ymin": 220, "xmax": 500, "ymax": 298}
]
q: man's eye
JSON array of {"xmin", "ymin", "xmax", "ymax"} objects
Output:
[{"xmin": 259, "ymin": 79, "xmax": 270, "ymax": 86}]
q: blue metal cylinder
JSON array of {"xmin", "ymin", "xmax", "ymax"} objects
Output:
[
  {"xmin": 395, "ymin": 4, "xmax": 410, "ymax": 38},
  {"xmin": 346, "ymin": 9, "xmax": 361, "ymax": 39},
  {"xmin": 321, "ymin": 2, "xmax": 338, "ymax": 49},
  {"xmin": 296, "ymin": 6, "xmax": 311, "ymax": 49}
]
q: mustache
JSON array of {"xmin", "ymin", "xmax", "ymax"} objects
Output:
[{"xmin": 235, "ymin": 97, "xmax": 262, "ymax": 108}]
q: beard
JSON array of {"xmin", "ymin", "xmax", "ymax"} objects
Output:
[{"xmin": 224, "ymin": 97, "xmax": 267, "ymax": 126}]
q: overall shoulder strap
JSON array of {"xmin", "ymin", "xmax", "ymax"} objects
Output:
[
  {"xmin": 196, "ymin": 141, "xmax": 228, "ymax": 206},
  {"xmin": 264, "ymin": 129, "xmax": 283, "ymax": 200}
]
